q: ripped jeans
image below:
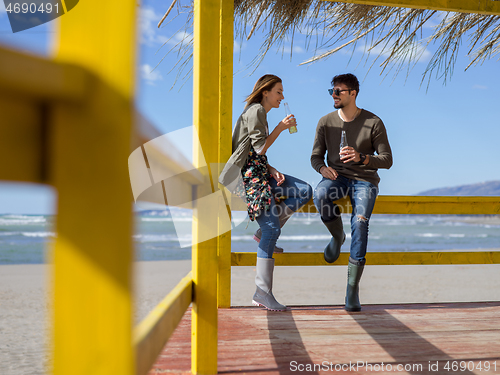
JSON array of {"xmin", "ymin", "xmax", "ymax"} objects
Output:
[{"xmin": 313, "ymin": 175, "xmax": 378, "ymax": 262}]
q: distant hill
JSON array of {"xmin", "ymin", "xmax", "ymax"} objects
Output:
[{"xmin": 418, "ymin": 180, "xmax": 500, "ymax": 196}]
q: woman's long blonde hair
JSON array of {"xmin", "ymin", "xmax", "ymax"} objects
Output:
[{"xmin": 245, "ymin": 74, "xmax": 282, "ymax": 107}]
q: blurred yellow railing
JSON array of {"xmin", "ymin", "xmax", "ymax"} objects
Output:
[{"xmin": 134, "ymin": 272, "xmax": 193, "ymax": 375}]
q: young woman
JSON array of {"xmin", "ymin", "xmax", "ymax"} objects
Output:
[{"xmin": 220, "ymin": 74, "xmax": 313, "ymax": 311}]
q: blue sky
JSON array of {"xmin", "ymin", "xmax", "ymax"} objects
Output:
[{"xmin": 1, "ymin": 0, "xmax": 500, "ymax": 214}]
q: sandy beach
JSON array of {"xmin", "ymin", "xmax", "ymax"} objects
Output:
[{"xmin": 1, "ymin": 258, "xmax": 500, "ymax": 374}]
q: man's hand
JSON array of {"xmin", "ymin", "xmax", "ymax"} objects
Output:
[
  {"xmin": 320, "ymin": 166, "xmax": 338, "ymax": 180},
  {"xmin": 269, "ymin": 166, "xmax": 285, "ymax": 186},
  {"xmin": 340, "ymin": 146, "xmax": 360, "ymax": 163}
]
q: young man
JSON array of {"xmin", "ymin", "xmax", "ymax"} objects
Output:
[{"xmin": 311, "ymin": 73, "xmax": 393, "ymax": 311}]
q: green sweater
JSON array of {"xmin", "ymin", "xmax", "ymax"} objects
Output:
[{"xmin": 310, "ymin": 109, "xmax": 393, "ymax": 187}]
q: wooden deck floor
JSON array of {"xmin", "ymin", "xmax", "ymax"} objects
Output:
[{"xmin": 149, "ymin": 302, "xmax": 500, "ymax": 375}]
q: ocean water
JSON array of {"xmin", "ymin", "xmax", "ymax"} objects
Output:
[{"xmin": 0, "ymin": 211, "xmax": 499, "ymax": 265}]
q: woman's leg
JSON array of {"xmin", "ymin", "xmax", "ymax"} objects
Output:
[
  {"xmin": 254, "ymin": 174, "xmax": 312, "ymax": 252},
  {"xmin": 253, "ymin": 199, "xmax": 286, "ymax": 310},
  {"xmin": 270, "ymin": 174, "xmax": 313, "ymax": 212},
  {"xmin": 255, "ymin": 198, "xmax": 281, "ymax": 259}
]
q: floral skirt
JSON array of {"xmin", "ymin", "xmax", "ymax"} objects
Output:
[{"xmin": 241, "ymin": 147, "xmax": 277, "ymax": 221}]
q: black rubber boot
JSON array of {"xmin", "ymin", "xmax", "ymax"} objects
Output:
[
  {"xmin": 345, "ymin": 257, "xmax": 366, "ymax": 312},
  {"xmin": 322, "ymin": 217, "xmax": 346, "ymax": 263}
]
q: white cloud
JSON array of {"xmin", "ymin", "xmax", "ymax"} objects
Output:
[
  {"xmin": 473, "ymin": 84, "xmax": 488, "ymax": 90},
  {"xmin": 139, "ymin": 6, "xmax": 168, "ymax": 46},
  {"xmin": 282, "ymin": 45, "xmax": 305, "ymax": 54},
  {"xmin": 140, "ymin": 64, "xmax": 163, "ymax": 85},
  {"xmin": 423, "ymin": 12, "xmax": 448, "ymax": 29},
  {"xmin": 356, "ymin": 40, "xmax": 432, "ymax": 63},
  {"xmin": 156, "ymin": 30, "xmax": 193, "ymax": 50},
  {"xmin": 234, "ymin": 40, "xmax": 244, "ymax": 53},
  {"xmin": 0, "ymin": 1, "xmax": 6, "ymax": 17}
]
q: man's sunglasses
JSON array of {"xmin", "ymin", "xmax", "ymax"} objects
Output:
[{"xmin": 328, "ymin": 88, "xmax": 352, "ymax": 96}]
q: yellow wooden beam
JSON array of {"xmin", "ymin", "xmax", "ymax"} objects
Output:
[
  {"xmin": 232, "ymin": 251, "xmax": 500, "ymax": 266},
  {"xmin": 192, "ymin": 0, "xmax": 221, "ymax": 373},
  {"xmin": 51, "ymin": 0, "xmax": 137, "ymax": 374},
  {"xmin": 0, "ymin": 46, "xmax": 89, "ymax": 102},
  {"xmin": 217, "ymin": 0, "xmax": 234, "ymax": 309},
  {"xmin": 0, "ymin": 47, "xmax": 90, "ymax": 184},
  {"xmin": 134, "ymin": 272, "xmax": 193, "ymax": 375},
  {"xmin": 0, "ymin": 94, "xmax": 46, "ymax": 183},
  {"xmin": 327, "ymin": 0, "xmax": 500, "ymax": 16},
  {"xmin": 296, "ymin": 196, "xmax": 500, "ymax": 215}
]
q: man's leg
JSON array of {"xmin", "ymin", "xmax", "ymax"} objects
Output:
[
  {"xmin": 313, "ymin": 176, "xmax": 348, "ymax": 263},
  {"xmin": 345, "ymin": 180, "xmax": 378, "ymax": 311}
]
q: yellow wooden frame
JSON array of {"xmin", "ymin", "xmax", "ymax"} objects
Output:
[{"xmin": 327, "ymin": 0, "xmax": 500, "ymax": 15}]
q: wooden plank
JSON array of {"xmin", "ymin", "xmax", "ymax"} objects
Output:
[
  {"xmin": 150, "ymin": 303, "xmax": 500, "ymax": 374},
  {"xmin": 324, "ymin": 0, "xmax": 500, "ymax": 16},
  {"xmin": 134, "ymin": 272, "xmax": 192, "ymax": 375},
  {"xmin": 231, "ymin": 251, "xmax": 500, "ymax": 266}
]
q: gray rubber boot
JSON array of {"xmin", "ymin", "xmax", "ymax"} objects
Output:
[
  {"xmin": 322, "ymin": 217, "xmax": 346, "ymax": 263},
  {"xmin": 252, "ymin": 258, "xmax": 287, "ymax": 311},
  {"xmin": 345, "ymin": 257, "xmax": 366, "ymax": 312},
  {"xmin": 253, "ymin": 203, "xmax": 295, "ymax": 253}
]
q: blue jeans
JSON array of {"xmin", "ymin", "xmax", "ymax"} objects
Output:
[
  {"xmin": 256, "ymin": 174, "xmax": 313, "ymax": 258},
  {"xmin": 313, "ymin": 175, "xmax": 378, "ymax": 261}
]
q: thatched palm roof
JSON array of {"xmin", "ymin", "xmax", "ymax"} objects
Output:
[{"xmin": 158, "ymin": 0, "xmax": 500, "ymax": 85}]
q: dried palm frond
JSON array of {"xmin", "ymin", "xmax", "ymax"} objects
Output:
[{"xmin": 157, "ymin": 0, "xmax": 500, "ymax": 86}]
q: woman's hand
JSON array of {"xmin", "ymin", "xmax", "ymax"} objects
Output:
[
  {"xmin": 278, "ymin": 114, "xmax": 297, "ymax": 132},
  {"xmin": 268, "ymin": 165, "xmax": 285, "ymax": 186}
]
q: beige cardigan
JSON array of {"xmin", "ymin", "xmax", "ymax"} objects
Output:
[{"xmin": 218, "ymin": 103, "xmax": 268, "ymax": 189}]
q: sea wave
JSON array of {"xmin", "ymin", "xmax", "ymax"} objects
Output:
[
  {"xmin": 0, "ymin": 215, "xmax": 47, "ymax": 225},
  {"xmin": 414, "ymin": 233, "xmax": 488, "ymax": 239},
  {"xmin": 21, "ymin": 232, "xmax": 56, "ymax": 238},
  {"xmin": 231, "ymin": 234, "xmax": 352, "ymax": 241},
  {"xmin": 0, "ymin": 231, "xmax": 17, "ymax": 236},
  {"xmin": 140, "ymin": 217, "xmax": 192, "ymax": 222},
  {"xmin": 133, "ymin": 234, "xmax": 185, "ymax": 242}
]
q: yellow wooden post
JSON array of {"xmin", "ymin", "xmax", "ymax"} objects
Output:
[
  {"xmin": 192, "ymin": 0, "xmax": 220, "ymax": 373},
  {"xmin": 50, "ymin": 0, "xmax": 136, "ymax": 374},
  {"xmin": 217, "ymin": 0, "xmax": 234, "ymax": 308}
]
